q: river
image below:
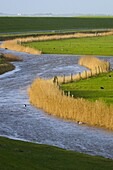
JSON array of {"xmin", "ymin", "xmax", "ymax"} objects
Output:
[{"xmin": 0, "ymin": 48, "xmax": 113, "ymax": 159}]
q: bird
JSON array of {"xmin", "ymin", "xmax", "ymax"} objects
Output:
[
  {"xmin": 77, "ymin": 121, "xmax": 84, "ymax": 125},
  {"xmin": 24, "ymin": 104, "xmax": 26, "ymax": 107},
  {"xmin": 100, "ymin": 87, "xmax": 104, "ymax": 89}
]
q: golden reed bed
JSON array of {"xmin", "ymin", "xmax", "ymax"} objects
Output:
[
  {"xmin": 1, "ymin": 31, "xmax": 113, "ymax": 55},
  {"xmin": 28, "ymin": 56, "xmax": 113, "ymax": 130}
]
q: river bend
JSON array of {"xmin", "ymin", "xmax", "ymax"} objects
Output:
[{"xmin": 0, "ymin": 48, "xmax": 113, "ymax": 159}]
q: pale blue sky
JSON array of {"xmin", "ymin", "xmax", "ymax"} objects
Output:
[{"xmin": 1, "ymin": 0, "xmax": 113, "ymax": 15}]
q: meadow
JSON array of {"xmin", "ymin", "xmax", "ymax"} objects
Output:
[
  {"xmin": 24, "ymin": 35, "xmax": 113, "ymax": 56},
  {"xmin": 0, "ymin": 136, "xmax": 113, "ymax": 170},
  {"xmin": 61, "ymin": 72, "xmax": 113, "ymax": 104},
  {"xmin": 1, "ymin": 17, "xmax": 113, "ymax": 33}
]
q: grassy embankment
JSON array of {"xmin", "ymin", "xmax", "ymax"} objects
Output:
[
  {"xmin": 0, "ymin": 136, "xmax": 113, "ymax": 170},
  {"xmin": 23, "ymin": 34, "xmax": 113, "ymax": 56},
  {"xmin": 61, "ymin": 71, "xmax": 113, "ymax": 104},
  {"xmin": 0, "ymin": 53, "xmax": 22, "ymax": 74},
  {"xmin": 1, "ymin": 31, "xmax": 113, "ymax": 55}
]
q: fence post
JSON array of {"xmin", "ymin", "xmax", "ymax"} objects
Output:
[
  {"xmin": 68, "ymin": 91, "xmax": 70, "ymax": 97},
  {"xmin": 95, "ymin": 67, "xmax": 97, "ymax": 75},
  {"xmin": 84, "ymin": 70, "xmax": 87, "ymax": 79},
  {"xmin": 53, "ymin": 76, "xmax": 58, "ymax": 86},
  {"xmin": 100, "ymin": 66, "xmax": 103, "ymax": 73},
  {"xmin": 90, "ymin": 70, "xmax": 92, "ymax": 77},
  {"xmin": 108, "ymin": 62, "xmax": 110, "ymax": 71},
  {"xmin": 63, "ymin": 74, "xmax": 65, "ymax": 83},
  {"xmin": 62, "ymin": 91, "xmax": 65, "ymax": 96},
  {"xmin": 71, "ymin": 73, "xmax": 73, "ymax": 82},
  {"xmin": 78, "ymin": 72, "xmax": 81, "ymax": 80}
]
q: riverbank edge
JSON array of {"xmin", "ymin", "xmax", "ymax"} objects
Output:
[{"xmin": 0, "ymin": 53, "xmax": 23, "ymax": 75}]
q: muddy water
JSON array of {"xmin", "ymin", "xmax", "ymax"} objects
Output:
[{"xmin": 0, "ymin": 48, "xmax": 113, "ymax": 159}]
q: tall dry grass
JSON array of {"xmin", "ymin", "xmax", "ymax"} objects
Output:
[
  {"xmin": 1, "ymin": 31, "xmax": 113, "ymax": 55},
  {"xmin": 28, "ymin": 56, "xmax": 113, "ymax": 130},
  {"xmin": 29, "ymin": 78, "xmax": 113, "ymax": 130},
  {"xmin": 17, "ymin": 31, "xmax": 113, "ymax": 43},
  {"xmin": 3, "ymin": 53, "xmax": 23, "ymax": 62},
  {"xmin": 79, "ymin": 55, "xmax": 110, "ymax": 73},
  {"xmin": 0, "ymin": 40, "xmax": 42, "ymax": 55}
]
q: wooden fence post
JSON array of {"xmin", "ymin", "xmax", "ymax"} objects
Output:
[
  {"xmin": 62, "ymin": 91, "xmax": 65, "ymax": 96},
  {"xmin": 95, "ymin": 67, "xmax": 97, "ymax": 75},
  {"xmin": 68, "ymin": 91, "xmax": 70, "ymax": 97},
  {"xmin": 78, "ymin": 72, "xmax": 81, "ymax": 80},
  {"xmin": 63, "ymin": 74, "xmax": 65, "ymax": 83},
  {"xmin": 90, "ymin": 70, "xmax": 92, "ymax": 77},
  {"xmin": 71, "ymin": 73, "xmax": 73, "ymax": 82},
  {"xmin": 84, "ymin": 70, "xmax": 87, "ymax": 79},
  {"xmin": 53, "ymin": 76, "xmax": 58, "ymax": 85},
  {"xmin": 98, "ymin": 66, "xmax": 100, "ymax": 74}
]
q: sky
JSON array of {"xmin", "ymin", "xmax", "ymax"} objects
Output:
[{"xmin": 1, "ymin": 0, "xmax": 113, "ymax": 15}]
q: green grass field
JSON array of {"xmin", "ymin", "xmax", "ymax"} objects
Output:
[
  {"xmin": 23, "ymin": 35, "xmax": 113, "ymax": 56},
  {"xmin": 0, "ymin": 137, "xmax": 113, "ymax": 170},
  {"xmin": 61, "ymin": 72, "xmax": 113, "ymax": 104},
  {"xmin": 1, "ymin": 17, "xmax": 113, "ymax": 33}
]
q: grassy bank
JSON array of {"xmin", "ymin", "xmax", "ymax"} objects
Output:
[
  {"xmin": 0, "ymin": 53, "xmax": 22, "ymax": 74},
  {"xmin": 24, "ymin": 34, "xmax": 113, "ymax": 56},
  {"xmin": 0, "ymin": 62, "xmax": 15, "ymax": 74},
  {"xmin": 61, "ymin": 71, "xmax": 113, "ymax": 104},
  {"xmin": 0, "ymin": 136, "xmax": 113, "ymax": 170},
  {"xmin": 1, "ymin": 17, "xmax": 113, "ymax": 33}
]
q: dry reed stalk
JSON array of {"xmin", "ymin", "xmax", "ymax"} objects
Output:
[
  {"xmin": 79, "ymin": 55, "xmax": 110, "ymax": 73},
  {"xmin": 28, "ymin": 78, "xmax": 113, "ymax": 130},
  {"xmin": 18, "ymin": 31, "xmax": 113, "ymax": 43},
  {"xmin": 3, "ymin": 53, "xmax": 23, "ymax": 61},
  {"xmin": 0, "ymin": 40, "xmax": 42, "ymax": 55}
]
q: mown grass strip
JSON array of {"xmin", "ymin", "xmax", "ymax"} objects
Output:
[{"xmin": 0, "ymin": 136, "xmax": 113, "ymax": 170}]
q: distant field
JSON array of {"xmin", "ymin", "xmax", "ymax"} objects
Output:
[
  {"xmin": 61, "ymin": 72, "xmax": 113, "ymax": 104},
  {"xmin": 1, "ymin": 17, "xmax": 113, "ymax": 33},
  {"xmin": 23, "ymin": 35, "xmax": 113, "ymax": 56}
]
